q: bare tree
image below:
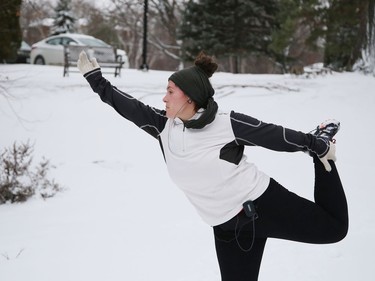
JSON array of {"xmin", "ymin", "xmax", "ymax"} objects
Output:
[
  {"xmin": 363, "ymin": 0, "xmax": 375, "ymax": 74},
  {"xmin": 353, "ymin": 0, "xmax": 375, "ymax": 74},
  {"xmin": 20, "ymin": 0, "xmax": 54, "ymax": 44},
  {"xmin": 148, "ymin": 0, "xmax": 182, "ymax": 60},
  {"xmin": 109, "ymin": 0, "xmax": 144, "ymax": 68},
  {"xmin": 110, "ymin": 0, "xmax": 186, "ymax": 70}
]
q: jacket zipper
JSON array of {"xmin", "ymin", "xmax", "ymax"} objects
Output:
[{"xmin": 182, "ymin": 124, "xmax": 186, "ymax": 152}]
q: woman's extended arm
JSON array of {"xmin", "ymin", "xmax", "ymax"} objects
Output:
[
  {"xmin": 230, "ymin": 111, "xmax": 329, "ymax": 158},
  {"xmin": 83, "ymin": 69, "xmax": 167, "ymax": 138},
  {"xmin": 77, "ymin": 51, "xmax": 168, "ymax": 138}
]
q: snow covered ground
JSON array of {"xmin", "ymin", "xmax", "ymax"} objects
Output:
[{"xmin": 0, "ymin": 64, "xmax": 374, "ymax": 281}]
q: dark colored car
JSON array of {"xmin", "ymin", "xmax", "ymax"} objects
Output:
[
  {"xmin": 2, "ymin": 41, "xmax": 31, "ymax": 63},
  {"xmin": 16, "ymin": 41, "xmax": 31, "ymax": 63}
]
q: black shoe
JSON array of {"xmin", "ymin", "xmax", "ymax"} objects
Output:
[{"xmin": 310, "ymin": 119, "xmax": 340, "ymax": 143}]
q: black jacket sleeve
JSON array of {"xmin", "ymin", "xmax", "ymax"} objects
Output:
[
  {"xmin": 230, "ymin": 111, "xmax": 329, "ymax": 157},
  {"xmin": 84, "ymin": 69, "xmax": 168, "ymax": 139}
]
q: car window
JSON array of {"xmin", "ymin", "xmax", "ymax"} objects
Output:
[
  {"xmin": 61, "ymin": 37, "xmax": 77, "ymax": 45},
  {"xmin": 78, "ymin": 38, "xmax": 109, "ymax": 47},
  {"xmin": 46, "ymin": 38, "xmax": 62, "ymax": 45}
]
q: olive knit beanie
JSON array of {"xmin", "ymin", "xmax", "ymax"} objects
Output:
[{"xmin": 169, "ymin": 53, "xmax": 218, "ymax": 129}]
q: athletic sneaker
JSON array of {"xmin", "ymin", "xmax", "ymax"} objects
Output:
[{"xmin": 310, "ymin": 119, "xmax": 340, "ymax": 143}]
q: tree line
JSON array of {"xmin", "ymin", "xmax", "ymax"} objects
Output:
[{"xmin": 1, "ymin": 0, "xmax": 375, "ymax": 74}]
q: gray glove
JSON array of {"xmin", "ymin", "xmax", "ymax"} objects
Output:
[
  {"xmin": 77, "ymin": 51, "xmax": 100, "ymax": 75},
  {"xmin": 319, "ymin": 141, "xmax": 337, "ymax": 172}
]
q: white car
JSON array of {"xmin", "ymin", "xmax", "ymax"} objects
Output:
[{"xmin": 30, "ymin": 33, "xmax": 129, "ymax": 67}]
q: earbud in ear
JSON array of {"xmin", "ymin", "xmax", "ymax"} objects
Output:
[{"xmin": 187, "ymin": 99, "xmax": 192, "ymax": 104}]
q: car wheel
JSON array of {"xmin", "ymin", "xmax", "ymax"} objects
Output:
[{"xmin": 34, "ymin": 56, "xmax": 45, "ymax": 65}]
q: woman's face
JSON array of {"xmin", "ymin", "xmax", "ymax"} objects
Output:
[{"xmin": 163, "ymin": 80, "xmax": 193, "ymax": 120}]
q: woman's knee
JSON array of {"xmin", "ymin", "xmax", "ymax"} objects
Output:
[
  {"xmin": 336, "ymin": 222, "xmax": 348, "ymax": 242},
  {"xmin": 326, "ymin": 221, "xmax": 348, "ymax": 243}
]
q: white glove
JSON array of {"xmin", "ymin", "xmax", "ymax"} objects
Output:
[
  {"xmin": 319, "ymin": 141, "xmax": 337, "ymax": 172},
  {"xmin": 77, "ymin": 51, "xmax": 100, "ymax": 75}
]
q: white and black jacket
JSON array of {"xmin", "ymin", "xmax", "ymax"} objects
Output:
[{"xmin": 84, "ymin": 69, "xmax": 328, "ymax": 226}]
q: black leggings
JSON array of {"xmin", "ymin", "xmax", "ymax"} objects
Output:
[{"xmin": 213, "ymin": 158, "xmax": 349, "ymax": 281}]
